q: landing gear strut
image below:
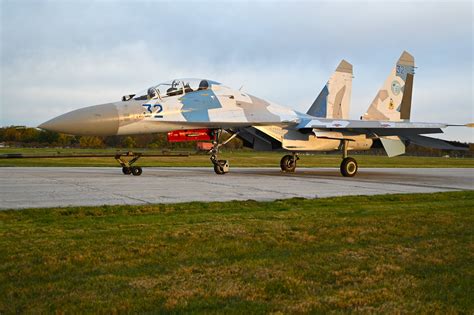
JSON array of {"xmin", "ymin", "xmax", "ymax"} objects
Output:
[
  {"xmin": 115, "ymin": 152, "xmax": 143, "ymax": 176},
  {"xmin": 280, "ymin": 153, "xmax": 299, "ymax": 172},
  {"xmin": 339, "ymin": 140, "xmax": 358, "ymax": 177}
]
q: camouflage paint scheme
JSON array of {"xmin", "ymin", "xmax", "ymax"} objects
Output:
[
  {"xmin": 39, "ymin": 51, "xmax": 465, "ymax": 157},
  {"xmin": 308, "ymin": 59, "xmax": 353, "ymax": 119},
  {"xmin": 363, "ymin": 51, "xmax": 415, "ymax": 121}
]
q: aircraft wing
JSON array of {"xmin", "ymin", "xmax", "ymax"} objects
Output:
[
  {"xmin": 297, "ymin": 118, "xmax": 460, "ymax": 136},
  {"xmin": 293, "ymin": 118, "xmax": 468, "ymax": 157}
]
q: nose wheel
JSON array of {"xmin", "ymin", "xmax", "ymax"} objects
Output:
[
  {"xmin": 122, "ymin": 166, "xmax": 142, "ymax": 176},
  {"xmin": 116, "ymin": 152, "xmax": 143, "ymax": 176}
]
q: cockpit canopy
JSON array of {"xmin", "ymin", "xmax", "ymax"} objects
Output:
[{"xmin": 131, "ymin": 78, "xmax": 221, "ymax": 101}]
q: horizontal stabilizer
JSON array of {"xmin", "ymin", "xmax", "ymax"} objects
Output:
[
  {"xmin": 380, "ymin": 137, "xmax": 406, "ymax": 157},
  {"xmin": 404, "ymin": 135, "xmax": 468, "ymax": 151}
]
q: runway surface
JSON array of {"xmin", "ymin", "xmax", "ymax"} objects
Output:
[{"xmin": 0, "ymin": 167, "xmax": 472, "ymax": 209}]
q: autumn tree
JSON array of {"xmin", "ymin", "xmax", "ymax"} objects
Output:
[
  {"xmin": 121, "ymin": 136, "xmax": 136, "ymax": 148},
  {"xmin": 79, "ymin": 136, "xmax": 104, "ymax": 148}
]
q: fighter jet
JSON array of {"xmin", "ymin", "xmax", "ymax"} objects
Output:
[{"xmin": 39, "ymin": 51, "xmax": 468, "ymax": 177}]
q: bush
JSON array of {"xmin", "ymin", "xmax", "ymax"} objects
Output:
[{"xmin": 79, "ymin": 136, "xmax": 104, "ymax": 148}]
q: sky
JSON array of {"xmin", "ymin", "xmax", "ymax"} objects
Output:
[{"xmin": 0, "ymin": 0, "xmax": 473, "ymax": 142}]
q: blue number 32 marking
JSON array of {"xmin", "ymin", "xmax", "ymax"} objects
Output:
[{"xmin": 142, "ymin": 104, "xmax": 163, "ymax": 118}]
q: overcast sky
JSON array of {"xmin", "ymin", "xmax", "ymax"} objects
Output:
[{"xmin": 1, "ymin": 0, "xmax": 472, "ymax": 142}]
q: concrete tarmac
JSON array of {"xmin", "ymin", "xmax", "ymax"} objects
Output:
[{"xmin": 0, "ymin": 167, "xmax": 472, "ymax": 209}]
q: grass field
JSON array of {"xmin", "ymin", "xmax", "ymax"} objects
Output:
[
  {"xmin": 1, "ymin": 191, "xmax": 473, "ymax": 313},
  {"xmin": 1, "ymin": 148, "xmax": 473, "ymax": 168}
]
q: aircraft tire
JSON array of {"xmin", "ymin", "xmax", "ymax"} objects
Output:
[
  {"xmin": 280, "ymin": 155, "xmax": 296, "ymax": 172},
  {"xmin": 122, "ymin": 167, "xmax": 132, "ymax": 175},
  {"xmin": 213, "ymin": 160, "xmax": 228, "ymax": 175},
  {"xmin": 131, "ymin": 166, "xmax": 143, "ymax": 176},
  {"xmin": 214, "ymin": 164, "xmax": 224, "ymax": 175},
  {"xmin": 340, "ymin": 157, "xmax": 358, "ymax": 177}
]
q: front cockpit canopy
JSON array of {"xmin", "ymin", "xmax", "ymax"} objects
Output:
[{"xmin": 132, "ymin": 78, "xmax": 221, "ymax": 101}]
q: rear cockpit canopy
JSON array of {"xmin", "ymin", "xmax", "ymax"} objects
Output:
[{"xmin": 132, "ymin": 78, "xmax": 221, "ymax": 101}]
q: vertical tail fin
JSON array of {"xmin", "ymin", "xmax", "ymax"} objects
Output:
[
  {"xmin": 307, "ymin": 60, "xmax": 353, "ymax": 119},
  {"xmin": 362, "ymin": 51, "xmax": 415, "ymax": 121}
]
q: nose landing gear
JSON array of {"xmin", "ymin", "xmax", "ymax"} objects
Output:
[
  {"xmin": 116, "ymin": 152, "xmax": 143, "ymax": 176},
  {"xmin": 122, "ymin": 166, "xmax": 143, "ymax": 176},
  {"xmin": 122, "ymin": 166, "xmax": 132, "ymax": 175}
]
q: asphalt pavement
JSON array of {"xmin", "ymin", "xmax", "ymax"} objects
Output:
[{"xmin": 0, "ymin": 167, "xmax": 472, "ymax": 209}]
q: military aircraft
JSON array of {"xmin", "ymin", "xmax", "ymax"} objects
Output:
[{"xmin": 39, "ymin": 51, "xmax": 468, "ymax": 177}]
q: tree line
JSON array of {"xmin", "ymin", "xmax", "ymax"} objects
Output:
[{"xmin": 0, "ymin": 126, "xmax": 243, "ymax": 150}]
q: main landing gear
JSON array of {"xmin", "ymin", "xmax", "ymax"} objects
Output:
[
  {"xmin": 115, "ymin": 152, "xmax": 143, "ymax": 176},
  {"xmin": 210, "ymin": 129, "xmax": 229, "ymax": 175},
  {"xmin": 210, "ymin": 129, "xmax": 239, "ymax": 175},
  {"xmin": 280, "ymin": 153, "xmax": 299, "ymax": 172},
  {"xmin": 339, "ymin": 140, "xmax": 358, "ymax": 177},
  {"xmin": 278, "ymin": 140, "xmax": 358, "ymax": 177},
  {"xmin": 211, "ymin": 156, "xmax": 229, "ymax": 175}
]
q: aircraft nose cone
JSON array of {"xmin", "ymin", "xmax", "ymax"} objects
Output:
[{"xmin": 38, "ymin": 103, "xmax": 119, "ymax": 136}]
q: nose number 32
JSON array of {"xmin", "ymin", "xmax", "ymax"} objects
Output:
[{"xmin": 142, "ymin": 103, "xmax": 163, "ymax": 118}]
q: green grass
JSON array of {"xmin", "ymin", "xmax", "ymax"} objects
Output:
[
  {"xmin": 1, "ymin": 191, "xmax": 473, "ymax": 313},
  {"xmin": 1, "ymin": 148, "xmax": 473, "ymax": 168}
]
